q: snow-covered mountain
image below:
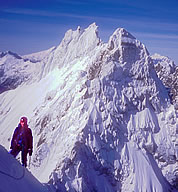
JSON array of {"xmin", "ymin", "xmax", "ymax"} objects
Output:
[{"xmin": 0, "ymin": 23, "xmax": 177, "ymax": 192}]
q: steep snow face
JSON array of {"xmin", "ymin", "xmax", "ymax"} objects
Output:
[
  {"xmin": 0, "ymin": 23, "xmax": 177, "ymax": 192},
  {"xmin": 0, "ymin": 145, "xmax": 50, "ymax": 192}
]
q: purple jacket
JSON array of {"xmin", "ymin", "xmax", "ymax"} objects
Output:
[{"xmin": 11, "ymin": 124, "xmax": 33, "ymax": 151}]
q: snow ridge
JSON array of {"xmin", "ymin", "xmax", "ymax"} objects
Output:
[
  {"xmin": 0, "ymin": 145, "xmax": 51, "ymax": 192},
  {"xmin": 0, "ymin": 23, "xmax": 177, "ymax": 192}
]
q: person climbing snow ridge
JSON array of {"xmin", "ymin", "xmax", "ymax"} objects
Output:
[{"xmin": 10, "ymin": 117, "xmax": 33, "ymax": 167}]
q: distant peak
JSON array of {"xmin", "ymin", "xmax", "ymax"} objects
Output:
[
  {"xmin": 151, "ymin": 53, "xmax": 171, "ymax": 61},
  {"xmin": 0, "ymin": 50, "xmax": 22, "ymax": 59},
  {"xmin": 151, "ymin": 53, "xmax": 175, "ymax": 69}
]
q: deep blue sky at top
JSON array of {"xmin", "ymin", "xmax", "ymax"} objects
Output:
[{"xmin": 0, "ymin": 0, "xmax": 178, "ymax": 64}]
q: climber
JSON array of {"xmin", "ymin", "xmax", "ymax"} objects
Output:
[{"xmin": 10, "ymin": 117, "xmax": 33, "ymax": 167}]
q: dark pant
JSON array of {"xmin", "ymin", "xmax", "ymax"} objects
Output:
[{"xmin": 10, "ymin": 145, "xmax": 28, "ymax": 167}]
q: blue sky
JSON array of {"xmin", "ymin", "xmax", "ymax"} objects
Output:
[{"xmin": 0, "ymin": 0, "xmax": 178, "ymax": 64}]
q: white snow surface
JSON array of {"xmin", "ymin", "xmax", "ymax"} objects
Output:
[
  {"xmin": 0, "ymin": 145, "xmax": 53, "ymax": 192},
  {"xmin": 0, "ymin": 23, "xmax": 177, "ymax": 192}
]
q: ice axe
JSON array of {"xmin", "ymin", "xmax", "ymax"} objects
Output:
[{"xmin": 28, "ymin": 155, "xmax": 31, "ymax": 169}]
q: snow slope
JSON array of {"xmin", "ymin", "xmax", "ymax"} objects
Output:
[
  {"xmin": 0, "ymin": 145, "xmax": 52, "ymax": 192},
  {"xmin": 0, "ymin": 23, "xmax": 177, "ymax": 191}
]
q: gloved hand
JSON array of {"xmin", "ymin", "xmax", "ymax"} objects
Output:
[{"xmin": 28, "ymin": 149, "xmax": 33, "ymax": 156}]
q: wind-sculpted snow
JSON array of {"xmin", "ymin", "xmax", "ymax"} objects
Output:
[{"xmin": 0, "ymin": 23, "xmax": 177, "ymax": 192}]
